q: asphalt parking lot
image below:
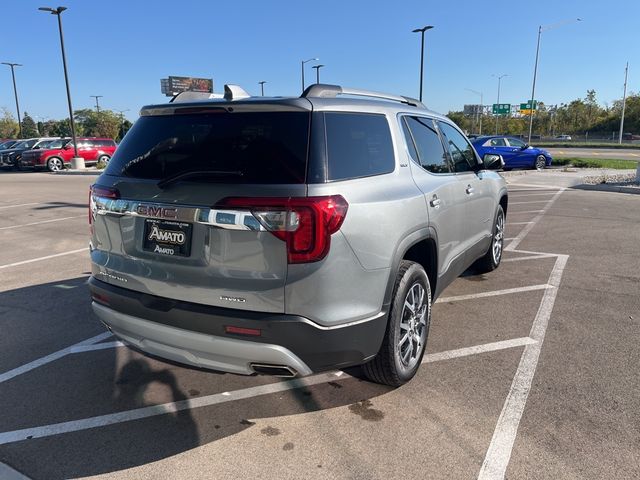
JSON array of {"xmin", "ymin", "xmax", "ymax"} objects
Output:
[{"xmin": 1, "ymin": 171, "xmax": 639, "ymax": 479}]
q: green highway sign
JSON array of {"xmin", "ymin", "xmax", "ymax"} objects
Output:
[
  {"xmin": 492, "ymin": 103, "xmax": 510, "ymax": 115},
  {"xmin": 520, "ymin": 100, "xmax": 538, "ymax": 111}
]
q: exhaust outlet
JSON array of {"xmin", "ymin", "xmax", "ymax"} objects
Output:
[{"xmin": 250, "ymin": 363, "xmax": 298, "ymax": 378}]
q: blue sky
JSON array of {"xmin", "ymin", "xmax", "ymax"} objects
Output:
[{"xmin": 1, "ymin": 0, "xmax": 637, "ymax": 122}]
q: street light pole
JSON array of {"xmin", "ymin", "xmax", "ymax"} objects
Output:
[
  {"xmin": 527, "ymin": 18, "xmax": 581, "ymax": 144},
  {"xmin": 312, "ymin": 64, "xmax": 324, "ymax": 84},
  {"xmin": 90, "ymin": 95, "xmax": 103, "ymax": 113},
  {"xmin": 618, "ymin": 62, "xmax": 629, "ymax": 144},
  {"xmin": 39, "ymin": 6, "xmax": 80, "ymax": 161},
  {"xmin": 412, "ymin": 25, "xmax": 434, "ymax": 102},
  {"xmin": 301, "ymin": 57, "xmax": 318, "ymax": 92},
  {"xmin": 1, "ymin": 62, "xmax": 23, "ymax": 138},
  {"xmin": 493, "ymin": 74, "xmax": 507, "ymax": 135},
  {"xmin": 259, "ymin": 81, "xmax": 266, "ymax": 96}
]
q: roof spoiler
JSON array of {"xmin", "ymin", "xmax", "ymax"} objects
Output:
[{"xmin": 301, "ymin": 84, "xmax": 425, "ymax": 108}]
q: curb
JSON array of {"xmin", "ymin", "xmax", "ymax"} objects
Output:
[
  {"xmin": 53, "ymin": 169, "xmax": 102, "ymax": 176},
  {"xmin": 573, "ymin": 183, "xmax": 640, "ymax": 195}
]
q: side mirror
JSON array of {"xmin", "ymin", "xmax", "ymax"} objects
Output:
[
  {"xmin": 521, "ymin": 144, "xmax": 529, "ymax": 150},
  {"xmin": 63, "ymin": 144, "xmax": 71, "ymax": 150},
  {"xmin": 483, "ymin": 153, "xmax": 505, "ymax": 170}
]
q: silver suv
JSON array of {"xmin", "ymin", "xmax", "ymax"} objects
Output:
[{"xmin": 89, "ymin": 84, "xmax": 508, "ymax": 386}]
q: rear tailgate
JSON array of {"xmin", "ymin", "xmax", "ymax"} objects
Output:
[{"xmin": 90, "ymin": 105, "xmax": 311, "ymax": 313}]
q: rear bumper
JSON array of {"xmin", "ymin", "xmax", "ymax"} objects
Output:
[{"xmin": 88, "ymin": 277, "xmax": 387, "ymax": 376}]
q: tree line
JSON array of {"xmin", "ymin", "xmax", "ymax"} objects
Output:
[
  {"xmin": 0, "ymin": 108, "xmax": 133, "ymax": 141},
  {"xmin": 448, "ymin": 90, "xmax": 639, "ymax": 138}
]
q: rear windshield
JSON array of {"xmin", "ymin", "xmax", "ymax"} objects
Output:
[{"xmin": 105, "ymin": 111, "xmax": 310, "ymax": 184}]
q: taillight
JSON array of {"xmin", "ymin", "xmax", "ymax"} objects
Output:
[
  {"xmin": 219, "ymin": 195, "xmax": 348, "ymax": 264},
  {"xmin": 89, "ymin": 184, "xmax": 120, "ymax": 225}
]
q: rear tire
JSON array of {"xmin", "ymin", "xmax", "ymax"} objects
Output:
[
  {"xmin": 473, "ymin": 205, "xmax": 505, "ymax": 273},
  {"xmin": 363, "ymin": 261, "xmax": 431, "ymax": 387}
]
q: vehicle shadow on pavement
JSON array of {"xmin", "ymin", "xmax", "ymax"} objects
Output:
[
  {"xmin": 33, "ymin": 201, "xmax": 87, "ymax": 210},
  {"xmin": 0, "ymin": 276, "xmax": 392, "ymax": 480}
]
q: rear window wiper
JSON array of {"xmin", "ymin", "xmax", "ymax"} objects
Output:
[{"xmin": 157, "ymin": 170, "xmax": 243, "ymax": 189}]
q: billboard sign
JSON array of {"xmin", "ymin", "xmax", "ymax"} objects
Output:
[
  {"xmin": 464, "ymin": 104, "xmax": 483, "ymax": 116},
  {"xmin": 161, "ymin": 76, "xmax": 214, "ymax": 96}
]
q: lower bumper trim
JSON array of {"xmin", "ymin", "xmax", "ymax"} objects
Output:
[{"xmin": 92, "ymin": 302, "xmax": 313, "ymax": 376}]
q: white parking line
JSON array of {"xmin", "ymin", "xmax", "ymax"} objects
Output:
[
  {"xmin": 436, "ymin": 284, "xmax": 550, "ymax": 303},
  {"xmin": 0, "ymin": 215, "xmax": 85, "ymax": 231},
  {"xmin": 478, "ymin": 254, "xmax": 568, "ymax": 479},
  {"xmin": 0, "ymin": 462, "xmax": 30, "ymax": 480},
  {"xmin": 502, "ymin": 254, "xmax": 556, "ymax": 263},
  {"xmin": 0, "ymin": 332, "xmax": 112, "ymax": 384},
  {"xmin": 0, "ymin": 202, "xmax": 41, "ymax": 210},
  {"xmin": 506, "ymin": 222, "xmax": 533, "ymax": 226},
  {"xmin": 507, "ymin": 210, "xmax": 544, "ymax": 214},
  {"xmin": 423, "ymin": 337, "xmax": 536, "ymax": 363},
  {"xmin": 508, "ymin": 193, "xmax": 557, "ymax": 198},
  {"xmin": 506, "ymin": 189, "xmax": 564, "ymax": 252},
  {"xmin": 69, "ymin": 341, "xmax": 124, "ymax": 354},
  {"xmin": 509, "ymin": 200, "xmax": 555, "ymax": 205},
  {"xmin": 0, "ymin": 248, "xmax": 87, "ymax": 270},
  {"xmin": 507, "ymin": 183, "xmax": 562, "ymax": 190},
  {"xmin": 0, "ymin": 337, "xmax": 539, "ymax": 446}
]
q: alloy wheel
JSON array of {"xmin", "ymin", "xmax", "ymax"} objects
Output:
[{"xmin": 397, "ymin": 282, "xmax": 428, "ymax": 370}]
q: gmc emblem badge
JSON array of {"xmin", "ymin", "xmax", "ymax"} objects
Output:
[{"xmin": 137, "ymin": 205, "xmax": 178, "ymax": 219}]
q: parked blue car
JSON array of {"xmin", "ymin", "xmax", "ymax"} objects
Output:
[{"xmin": 471, "ymin": 136, "xmax": 552, "ymax": 170}]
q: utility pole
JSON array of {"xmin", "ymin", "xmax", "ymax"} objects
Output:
[
  {"xmin": 90, "ymin": 95, "xmax": 103, "ymax": 113},
  {"xmin": 258, "ymin": 81, "xmax": 266, "ymax": 96},
  {"xmin": 618, "ymin": 62, "xmax": 629, "ymax": 144},
  {"xmin": 1, "ymin": 63, "xmax": 23, "ymax": 137}
]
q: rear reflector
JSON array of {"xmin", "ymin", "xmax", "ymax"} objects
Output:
[
  {"xmin": 91, "ymin": 292, "xmax": 110, "ymax": 306},
  {"xmin": 218, "ymin": 195, "xmax": 348, "ymax": 264},
  {"xmin": 225, "ymin": 325, "xmax": 262, "ymax": 336}
]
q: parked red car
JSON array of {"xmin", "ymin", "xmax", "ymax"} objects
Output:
[{"xmin": 19, "ymin": 137, "xmax": 117, "ymax": 172}]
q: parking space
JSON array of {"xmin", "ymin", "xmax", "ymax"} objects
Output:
[{"xmin": 0, "ymin": 172, "xmax": 638, "ymax": 479}]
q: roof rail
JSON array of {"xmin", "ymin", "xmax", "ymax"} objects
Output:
[{"xmin": 301, "ymin": 84, "xmax": 425, "ymax": 108}]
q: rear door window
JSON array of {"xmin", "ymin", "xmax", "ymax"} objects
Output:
[
  {"xmin": 403, "ymin": 116, "xmax": 451, "ymax": 174},
  {"xmin": 325, "ymin": 112, "xmax": 394, "ymax": 181},
  {"xmin": 105, "ymin": 111, "xmax": 310, "ymax": 184}
]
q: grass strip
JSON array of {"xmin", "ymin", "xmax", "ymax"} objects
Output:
[{"xmin": 553, "ymin": 157, "xmax": 639, "ymax": 169}]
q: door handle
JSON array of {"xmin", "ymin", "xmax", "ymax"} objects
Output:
[
  {"xmin": 465, "ymin": 185, "xmax": 475, "ymax": 195},
  {"xmin": 430, "ymin": 196, "xmax": 441, "ymax": 208}
]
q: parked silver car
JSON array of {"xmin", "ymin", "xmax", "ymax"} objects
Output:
[{"xmin": 88, "ymin": 84, "xmax": 508, "ymax": 386}]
